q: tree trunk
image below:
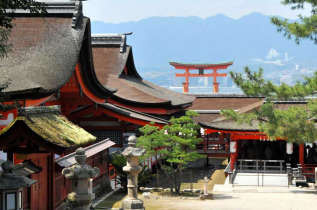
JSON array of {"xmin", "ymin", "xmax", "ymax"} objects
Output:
[
  {"xmin": 156, "ymin": 151, "xmax": 159, "ymax": 188},
  {"xmin": 158, "ymin": 161, "xmax": 173, "ymax": 188},
  {"xmin": 174, "ymin": 173, "xmax": 180, "ymax": 194}
]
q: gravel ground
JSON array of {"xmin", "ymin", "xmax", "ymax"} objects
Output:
[
  {"xmin": 145, "ymin": 158, "xmax": 227, "ymax": 190},
  {"xmin": 98, "ymin": 191, "xmax": 317, "ymax": 210},
  {"xmin": 146, "ymin": 191, "xmax": 317, "ymax": 210}
]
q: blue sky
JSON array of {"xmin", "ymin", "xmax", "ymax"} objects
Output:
[{"xmin": 83, "ymin": 0, "xmax": 311, "ymax": 23}]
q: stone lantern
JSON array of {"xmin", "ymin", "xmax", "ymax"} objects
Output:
[
  {"xmin": 121, "ymin": 136, "xmax": 146, "ymax": 210},
  {"xmin": 0, "ymin": 161, "xmax": 36, "ymax": 210},
  {"xmin": 62, "ymin": 148, "xmax": 100, "ymax": 210}
]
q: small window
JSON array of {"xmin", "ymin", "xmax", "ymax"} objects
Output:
[{"xmin": 5, "ymin": 193, "xmax": 16, "ymax": 210}]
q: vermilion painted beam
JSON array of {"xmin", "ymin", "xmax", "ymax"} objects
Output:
[
  {"xmin": 175, "ymin": 73, "xmax": 227, "ymax": 77},
  {"xmin": 108, "ymin": 99, "xmax": 181, "ymax": 115},
  {"xmin": 103, "ymin": 109, "xmax": 165, "ymax": 128},
  {"xmin": 25, "ymin": 95, "xmax": 53, "ymax": 107},
  {"xmin": 172, "ymin": 62, "xmax": 231, "ymax": 93},
  {"xmin": 69, "ymin": 105, "xmax": 166, "ymax": 128},
  {"xmin": 205, "ymin": 128, "xmax": 263, "ymax": 135},
  {"xmin": 204, "ymin": 128, "xmax": 286, "ymax": 140},
  {"xmin": 75, "ymin": 63, "xmax": 106, "ymax": 104},
  {"xmin": 233, "ymin": 135, "xmax": 285, "ymax": 140},
  {"xmin": 173, "ymin": 65, "xmax": 232, "ymax": 70}
]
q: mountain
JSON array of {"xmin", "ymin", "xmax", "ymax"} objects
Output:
[{"xmin": 91, "ymin": 13, "xmax": 317, "ymax": 86}]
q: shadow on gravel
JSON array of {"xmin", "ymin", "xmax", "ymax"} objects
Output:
[{"xmin": 213, "ymin": 194, "xmax": 234, "ymax": 200}]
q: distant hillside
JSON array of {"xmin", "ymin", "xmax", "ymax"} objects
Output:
[{"xmin": 91, "ymin": 13, "xmax": 317, "ymax": 86}]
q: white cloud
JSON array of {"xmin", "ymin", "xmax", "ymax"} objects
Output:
[{"xmin": 83, "ymin": 0, "xmax": 312, "ymax": 23}]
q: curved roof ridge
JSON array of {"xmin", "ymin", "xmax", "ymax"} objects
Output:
[
  {"xmin": 92, "ymin": 43, "xmax": 195, "ymax": 109},
  {"xmin": 169, "ymin": 61, "xmax": 234, "ymax": 68}
]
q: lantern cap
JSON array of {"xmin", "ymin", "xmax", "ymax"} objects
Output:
[
  {"xmin": 122, "ymin": 136, "xmax": 146, "ymax": 157},
  {"xmin": 0, "ymin": 161, "xmax": 36, "ymax": 190},
  {"xmin": 128, "ymin": 135, "xmax": 137, "ymax": 147},
  {"xmin": 62, "ymin": 148, "xmax": 100, "ymax": 179}
]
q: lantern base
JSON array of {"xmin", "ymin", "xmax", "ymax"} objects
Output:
[
  {"xmin": 121, "ymin": 198, "xmax": 145, "ymax": 210},
  {"xmin": 67, "ymin": 193, "xmax": 95, "ymax": 210}
]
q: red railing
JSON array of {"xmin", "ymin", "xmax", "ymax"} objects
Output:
[
  {"xmin": 303, "ymin": 164, "xmax": 317, "ymax": 177},
  {"xmin": 109, "ymin": 164, "xmax": 118, "ymax": 188},
  {"xmin": 196, "ymin": 134, "xmax": 230, "ymax": 156}
]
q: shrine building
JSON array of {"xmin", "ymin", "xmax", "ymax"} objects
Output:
[
  {"xmin": 0, "ymin": 1, "xmax": 194, "ymax": 209},
  {"xmin": 195, "ymin": 98, "xmax": 315, "ymax": 179}
]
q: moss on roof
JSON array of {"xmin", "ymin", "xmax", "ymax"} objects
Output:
[{"xmin": 0, "ymin": 108, "xmax": 96, "ymax": 148}]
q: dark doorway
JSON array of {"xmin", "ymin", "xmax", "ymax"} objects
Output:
[{"xmin": 239, "ymin": 140, "xmax": 287, "ymax": 161}]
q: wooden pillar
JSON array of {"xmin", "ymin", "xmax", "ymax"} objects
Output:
[
  {"xmin": 230, "ymin": 137, "xmax": 238, "ymax": 171},
  {"xmin": 213, "ymin": 70, "xmax": 218, "ymax": 83},
  {"xmin": 219, "ymin": 133, "xmax": 224, "ymax": 141},
  {"xmin": 185, "ymin": 69, "xmax": 189, "ymax": 84},
  {"xmin": 212, "ymin": 69, "xmax": 219, "ymax": 93},
  {"xmin": 230, "ymin": 152, "xmax": 237, "ymax": 171},
  {"xmin": 182, "ymin": 83, "xmax": 189, "ymax": 93},
  {"xmin": 299, "ymin": 143, "xmax": 305, "ymax": 166},
  {"xmin": 182, "ymin": 69, "xmax": 190, "ymax": 93},
  {"xmin": 213, "ymin": 83, "xmax": 219, "ymax": 93}
]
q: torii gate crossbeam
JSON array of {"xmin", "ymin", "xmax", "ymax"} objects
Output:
[{"xmin": 170, "ymin": 61, "xmax": 233, "ymax": 93}]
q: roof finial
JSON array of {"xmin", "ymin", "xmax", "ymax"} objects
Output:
[{"xmin": 91, "ymin": 32, "xmax": 133, "ymax": 53}]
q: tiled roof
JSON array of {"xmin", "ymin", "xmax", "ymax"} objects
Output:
[
  {"xmin": 189, "ymin": 96, "xmax": 263, "ymax": 123},
  {"xmin": 189, "ymin": 95, "xmax": 263, "ymax": 110},
  {"xmin": 192, "ymin": 114, "xmax": 221, "ymax": 124},
  {"xmin": 200, "ymin": 119, "xmax": 259, "ymax": 132},
  {"xmin": 199, "ymin": 100, "xmax": 305, "ymax": 132},
  {"xmin": 198, "ymin": 100, "xmax": 264, "ymax": 131}
]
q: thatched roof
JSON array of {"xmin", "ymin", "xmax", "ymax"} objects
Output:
[
  {"xmin": 0, "ymin": 107, "xmax": 96, "ymax": 150},
  {"xmin": 0, "ymin": 3, "xmax": 88, "ymax": 100}
]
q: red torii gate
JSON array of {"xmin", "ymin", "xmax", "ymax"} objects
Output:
[{"xmin": 169, "ymin": 61, "xmax": 233, "ymax": 93}]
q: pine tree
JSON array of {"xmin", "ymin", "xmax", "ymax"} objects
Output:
[
  {"xmin": 271, "ymin": 0, "xmax": 317, "ymax": 44},
  {"xmin": 138, "ymin": 111, "xmax": 205, "ymax": 194},
  {"xmin": 222, "ymin": 1, "xmax": 317, "ymax": 143},
  {"xmin": 222, "ymin": 67, "xmax": 317, "ymax": 143}
]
